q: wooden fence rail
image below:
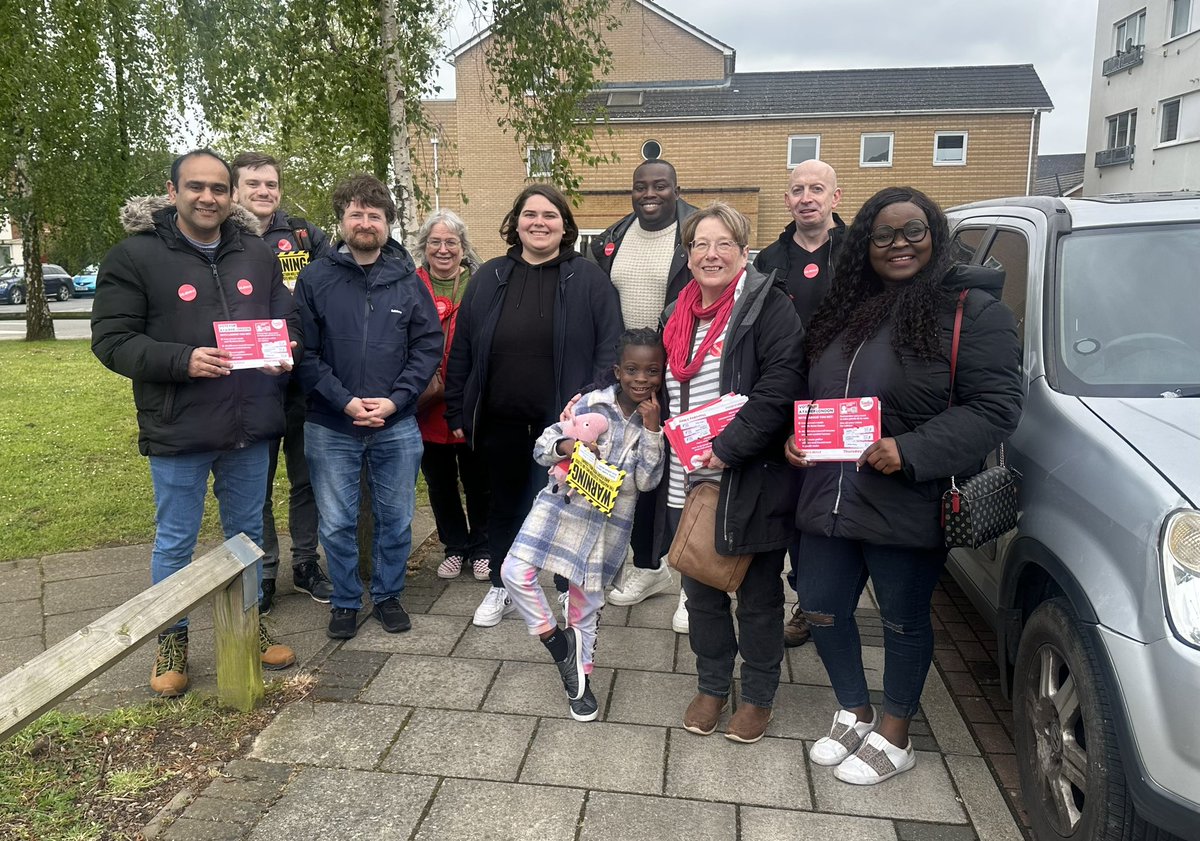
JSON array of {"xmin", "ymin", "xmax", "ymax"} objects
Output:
[{"xmin": 0, "ymin": 534, "xmax": 264, "ymax": 742}]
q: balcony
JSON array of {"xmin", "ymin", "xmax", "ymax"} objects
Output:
[
  {"xmin": 1095, "ymin": 145, "xmax": 1135, "ymax": 167},
  {"xmin": 1102, "ymin": 44, "xmax": 1144, "ymax": 76}
]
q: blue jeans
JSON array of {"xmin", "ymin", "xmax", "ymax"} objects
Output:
[
  {"xmin": 305, "ymin": 417, "xmax": 422, "ymax": 610},
  {"xmin": 149, "ymin": 441, "xmax": 270, "ymax": 631},
  {"xmin": 797, "ymin": 533, "xmax": 946, "ymax": 720}
]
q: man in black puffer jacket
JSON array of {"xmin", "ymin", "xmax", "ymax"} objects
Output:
[
  {"xmin": 92, "ymin": 149, "xmax": 301, "ymax": 697},
  {"xmin": 294, "ymin": 174, "xmax": 442, "ymax": 641}
]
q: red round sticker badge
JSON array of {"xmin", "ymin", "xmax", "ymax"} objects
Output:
[
  {"xmin": 237, "ymin": 279, "xmax": 254, "ymax": 296},
  {"xmin": 277, "ymin": 239, "xmax": 293, "ymax": 252},
  {"xmin": 177, "ymin": 284, "xmax": 197, "ymax": 302},
  {"xmin": 604, "ymin": 242, "xmax": 615, "ymax": 257},
  {"xmin": 803, "ymin": 263, "xmax": 820, "ymax": 279},
  {"xmin": 435, "ymin": 298, "xmax": 451, "ymax": 318}
]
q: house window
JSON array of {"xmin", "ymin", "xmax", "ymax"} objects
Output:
[
  {"xmin": 1106, "ymin": 110, "xmax": 1137, "ymax": 149},
  {"xmin": 641, "ymin": 139, "xmax": 662, "ymax": 160},
  {"xmin": 1170, "ymin": 0, "xmax": 1192, "ymax": 38},
  {"xmin": 1114, "ymin": 9, "xmax": 1146, "ymax": 51},
  {"xmin": 1160, "ymin": 98, "xmax": 1181, "ymax": 143},
  {"xmin": 787, "ymin": 135, "xmax": 820, "ymax": 167},
  {"xmin": 934, "ymin": 132, "xmax": 968, "ymax": 165},
  {"xmin": 527, "ymin": 147, "xmax": 554, "ymax": 178},
  {"xmin": 860, "ymin": 133, "xmax": 894, "ymax": 167}
]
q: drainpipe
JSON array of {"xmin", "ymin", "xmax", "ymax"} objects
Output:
[{"xmin": 1026, "ymin": 109, "xmax": 1040, "ymax": 195}]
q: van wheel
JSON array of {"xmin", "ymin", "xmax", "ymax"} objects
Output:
[{"xmin": 1014, "ymin": 597, "xmax": 1177, "ymax": 841}]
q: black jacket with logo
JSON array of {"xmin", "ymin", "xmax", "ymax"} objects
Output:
[
  {"xmin": 92, "ymin": 197, "xmax": 299, "ymax": 456},
  {"xmin": 294, "ymin": 240, "xmax": 443, "ymax": 437},
  {"xmin": 753, "ymin": 213, "xmax": 846, "ymax": 329},
  {"xmin": 589, "ymin": 197, "xmax": 698, "ymax": 307},
  {"xmin": 794, "ymin": 265, "xmax": 1024, "ymax": 548}
]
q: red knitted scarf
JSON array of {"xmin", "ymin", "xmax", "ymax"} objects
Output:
[{"xmin": 663, "ymin": 273, "xmax": 741, "ymax": 382}]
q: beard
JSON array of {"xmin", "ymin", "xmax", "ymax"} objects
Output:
[{"xmin": 347, "ymin": 228, "xmax": 384, "ymax": 251}]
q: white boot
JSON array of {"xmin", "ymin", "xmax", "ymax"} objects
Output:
[{"xmin": 671, "ymin": 588, "xmax": 689, "ymax": 634}]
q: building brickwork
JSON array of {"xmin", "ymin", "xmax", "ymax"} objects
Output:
[{"xmin": 418, "ymin": 2, "xmax": 1044, "ymax": 260}]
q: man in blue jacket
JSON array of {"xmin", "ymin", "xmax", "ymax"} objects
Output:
[{"xmin": 294, "ymin": 174, "xmax": 442, "ymax": 640}]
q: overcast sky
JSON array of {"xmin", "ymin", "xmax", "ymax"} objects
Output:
[{"xmin": 436, "ymin": 0, "xmax": 1101, "ymax": 156}]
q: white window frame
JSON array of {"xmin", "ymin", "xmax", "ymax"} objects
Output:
[
  {"xmin": 1169, "ymin": 0, "xmax": 1193, "ymax": 39},
  {"xmin": 1113, "ymin": 9, "xmax": 1147, "ymax": 51},
  {"xmin": 1160, "ymin": 97, "xmax": 1182, "ymax": 144},
  {"xmin": 787, "ymin": 135, "xmax": 821, "ymax": 168},
  {"xmin": 859, "ymin": 132, "xmax": 894, "ymax": 167},
  {"xmin": 576, "ymin": 228, "xmax": 603, "ymax": 255},
  {"xmin": 1106, "ymin": 109, "xmax": 1137, "ymax": 149},
  {"xmin": 933, "ymin": 131, "xmax": 968, "ymax": 166},
  {"xmin": 526, "ymin": 146, "xmax": 554, "ymax": 178}
]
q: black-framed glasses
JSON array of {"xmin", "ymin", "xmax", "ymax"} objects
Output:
[{"xmin": 869, "ymin": 220, "xmax": 929, "ymax": 248}]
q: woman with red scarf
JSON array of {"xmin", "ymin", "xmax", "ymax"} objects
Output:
[
  {"xmin": 659, "ymin": 203, "xmax": 804, "ymax": 744},
  {"xmin": 414, "ymin": 210, "xmax": 490, "ymax": 581}
]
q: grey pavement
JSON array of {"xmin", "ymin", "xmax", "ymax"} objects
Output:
[{"xmin": 0, "ymin": 505, "xmax": 1024, "ymax": 840}]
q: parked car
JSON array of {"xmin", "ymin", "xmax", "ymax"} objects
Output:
[
  {"xmin": 0, "ymin": 264, "xmax": 74, "ymax": 304},
  {"xmin": 945, "ymin": 193, "xmax": 1199, "ymax": 841},
  {"xmin": 72, "ymin": 264, "xmax": 98, "ymax": 297}
]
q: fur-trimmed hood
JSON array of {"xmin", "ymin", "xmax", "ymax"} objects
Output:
[{"xmin": 119, "ymin": 194, "xmax": 263, "ymax": 237}]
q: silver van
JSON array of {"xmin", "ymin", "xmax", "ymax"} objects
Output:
[{"xmin": 945, "ymin": 194, "xmax": 1199, "ymax": 841}]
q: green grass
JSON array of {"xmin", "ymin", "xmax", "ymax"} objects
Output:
[
  {"xmin": 0, "ymin": 339, "xmax": 428, "ymax": 562},
  {"xmin": 0, "ymin": 690, "xmax": 293, "ymax": 841}
]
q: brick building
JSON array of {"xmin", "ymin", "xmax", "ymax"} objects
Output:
[{"xmin": 419, "ymin": 0, "xmax": 1053, "ymax": 258}]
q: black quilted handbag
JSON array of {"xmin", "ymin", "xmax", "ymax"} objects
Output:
[
  {"xmin": 941, "ymin": 290, "xmax": 1019, "ymax": 548},
  {"xmin": 943, "ymin": 457, "xmax": 1019, "ymax": 548}
]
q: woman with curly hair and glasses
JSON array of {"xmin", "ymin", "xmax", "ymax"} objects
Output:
[{"xmin": 787, "ymin": 186, "xmax": 1023, "ymax": 784}]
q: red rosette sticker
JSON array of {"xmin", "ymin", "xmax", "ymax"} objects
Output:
[
  {"xmin": 177, "ymin": 284, "xmax": 197, "ymax": 302},
  {"xmin": 277, "ymin": 239, "xmax": 293, "ymax": 252},
  {"xmin": 237, "ymin": 279, "xmax": 254, "ymax": 296},
  {"xmin": 604, "ymin": 242, "xmax": 615, "ymax": 257},
  {"xmin": 435, "ymin": 298, "xmax": 450, "ymax": 318},
  {"xmin": 803, "ymin": 263, "xmax": 820, "ymax": 279}
]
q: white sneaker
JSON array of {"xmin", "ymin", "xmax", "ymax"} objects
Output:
[
  {"xmin": 671, "ymin": 588, "xmax": 689, "ymax": 634},
  {"xmin": 810, "ymin": 707, "xmax": 877, "ymax": 766},
  {"xmin": 608, "ymin": 563, "xmax": 673, "ymax": 606},
  {"xmin": 473, "ymin": 586, "xmax": 516, "ymax": 627},
  {"xmin": 557, "ymin": 590, "xmax": 570, "ymax": 627},
  {"xmin": 834, "ymin": 731, "xmax": 916, "ymax": 785}
]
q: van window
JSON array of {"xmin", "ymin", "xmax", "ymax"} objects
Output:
[
  {"xmin": 949, "ymin": 226, "xmax": 987, "ymax": 264},
  {"xmin": 980, "ymin": 230, "xmax": 1029, "ymax": 340}
]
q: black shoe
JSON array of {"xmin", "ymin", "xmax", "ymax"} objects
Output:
[
  {"xmin": 554, "ymin": 627, "xmax": 585, "ymax": 701},
  {"xmin": 259, "ymin": 579, "xmax": 275, "ymax": 615},
  {"xmin": 570, "ymin": 676, "xmax": 599, "ymax": 722},
  {"xmin": 327, "ymin": 607, "xmax": 358, "ymax": 639},
  {"xmin": 294, "ymin": 561, "xmax": 333, "ymax": 603},
  {"xmin": 374, "ymin": 597, "xmax": 411, "ymax": 633}
]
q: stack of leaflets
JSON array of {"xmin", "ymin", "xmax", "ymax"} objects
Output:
[{"xmin": 664, "ymin": 393, "xmax": 749, "ymax": 473}]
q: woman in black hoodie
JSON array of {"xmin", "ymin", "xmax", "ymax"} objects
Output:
[
  {"xmin": 787, "ymin": 187, "xmax": 1022, "ymax": 785},
  {"xmin": 444, "ymin": 184, "xmax": 623, "ymax": 629}
]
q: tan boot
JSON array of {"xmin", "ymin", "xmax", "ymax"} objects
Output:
[
  {"xmin": 259, "ymin": 620, "xmax": 296, "ymax": 670},
  {"xmin": 784, "ymin": 604, "xmax": 811, "ymax": 648},
  {"xmin": 725, "ymin": 702, "xmax": 772, "ymax": 743},
  {"xmin": 150, "ymin": 631, "xmax": 189, "ymax": 697},
  {"xmin": 683, "ymin": 692, "xmax": 728, "ymax": 736}
]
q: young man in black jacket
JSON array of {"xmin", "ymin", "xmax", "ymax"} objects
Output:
[
  {"xmin": 232, "ymin": 151, "xmax": 334, "ymax": 612},
  {"xmin": 92, "ymin": 149, "xmax": 300, "ymax": 696},
  {"xmin": 294, "ymin": 175, "xmax": 442, "ymax": 641},
  {"xmin": 589, "ymin": 159, "xmax": 696, "ymax": 626}
]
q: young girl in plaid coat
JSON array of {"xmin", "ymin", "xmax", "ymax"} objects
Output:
[{"xmin": 501, "ymin": 329, "xmax": 666, "ymax": 720}]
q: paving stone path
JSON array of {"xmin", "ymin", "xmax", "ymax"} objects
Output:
[{"xmin": 0, "ymin": 508, "xmax": 1027, "ymax": 841}]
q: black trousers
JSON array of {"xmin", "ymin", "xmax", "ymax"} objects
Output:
[
  {"xmin": 480, "ymin": 418, "xmax": 568, "ymax": 592},
  {"xmin": 420, "ymin": 441, "xmax": 489, "ymax": 560},
  {"xmin": 262, "ymin": 379, "xmax": 320, "ymax": 577}
]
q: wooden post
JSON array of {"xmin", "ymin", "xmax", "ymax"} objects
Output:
[
  {"xmin": 213, "ymin": 565, "xmax": 263, "ymax": 713},
  {"xmin": 0, "ymin": 535, "xmax": 264, "ymax": 741}
]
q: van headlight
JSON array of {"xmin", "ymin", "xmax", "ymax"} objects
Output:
[{"xmin": 1163, "ymin": 511, "xmax": 1200, "ymax": 649}]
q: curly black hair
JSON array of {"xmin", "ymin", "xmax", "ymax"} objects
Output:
[
  {"xmin": 805, "ymin": 186, "xmax": 954, "ymax": 361},
  {"xmin": 601, "ymin": 327, "xmax": 665, "ymax": 386}
]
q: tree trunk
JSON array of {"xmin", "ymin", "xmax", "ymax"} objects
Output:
[
  {"xmin": 378, "ymin": 0, "xmax": 419, "ymax": 250},
  {"xmin": 14, "ymin": 156, "xmax": 54, "ymax": 341}
]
